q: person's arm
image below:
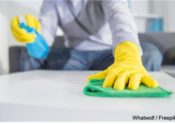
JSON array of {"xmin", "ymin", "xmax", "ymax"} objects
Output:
[
  {"xmin": 39, "ymin": 0, "xmax": 59, "ymax": 46},
  {"xmin": 102, "ymin": 0, "xmax": 141, "ymax": 51},
  {"xmin": 88, "ymin": 0, "xmax": 158, "ymax": 90}
]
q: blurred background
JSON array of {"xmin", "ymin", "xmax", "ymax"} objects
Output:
[{"xmin": 0, "ymin": 0, "xmax": 175, "ymax": 76}]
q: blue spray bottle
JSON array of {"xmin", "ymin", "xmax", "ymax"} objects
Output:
[{"xmin": 19, "ymin": 17, "xmax": 50, "ymax": 59}]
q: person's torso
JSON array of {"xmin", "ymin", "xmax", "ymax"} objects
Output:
[{"xmin": 56, "ymin": 0, "xmax": 113, "ymax": 50}]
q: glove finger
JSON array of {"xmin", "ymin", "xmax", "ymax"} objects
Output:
[
  {"xmin": 88, "ymin": 70, "xmax": 107, "ymax": 80},
  {"xmin": 34, "ymin": 17, "xmax": 41, "ymax": 33},
  {"xmin": 11, "ymin": 16, "xmax": 29, "ymax": 35},
  {"xmin": 103, "ymin": 72, "xmax": 116, "ymax": 88},
  {"xmin": 113, "ymin": 70, "xmax": 132, "ymax": 90},
  {"xmin": 12, "ymin": 29, "xmax": 35, "ymax": 43},
  {"xmin": 25, "ymin": 14, "xmax": 40, "ymax": 32},
  {"xmin": 103, "ymin": 66, "xmax": 133, "ymax": 88},
  {"xmin": 141, "ymin": 75, "xmax": 159, "ymax": 88},
  {"xmin": 128, "ymin": 73, "xmax": 144, "ymax": 90}
]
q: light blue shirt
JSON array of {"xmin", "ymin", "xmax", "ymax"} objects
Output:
[{"xmin": 39, "ymin": 0, "xmax": 140, "ymax": 51}]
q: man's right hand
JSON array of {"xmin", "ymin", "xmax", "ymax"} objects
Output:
[{"xmin": 11, "ymin": 14, "xmax": 49, "ymax": 59}]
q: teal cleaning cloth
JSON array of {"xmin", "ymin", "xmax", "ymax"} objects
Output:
[{"xmin": 83, "ymin": 79, "xmax": 172, "ymax": 97}]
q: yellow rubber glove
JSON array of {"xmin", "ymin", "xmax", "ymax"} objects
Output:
[
  {"xmin": 88, "ymin": 41, "xmax": 159, "ymax": 90},
  {"xmin": 11, "ymin": 14, "xmax": 41, "ymax": 43}
]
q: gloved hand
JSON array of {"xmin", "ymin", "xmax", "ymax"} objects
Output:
[
  {"xmin": 11, "ymin": 14, "xmax": 49, "ymax": 59},
  {"xmin": 88, "ymin": 41, "xmax": 159, "ymax": 90}
]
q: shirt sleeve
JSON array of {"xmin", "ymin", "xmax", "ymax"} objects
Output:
[
  {"xmin": 102, "ymin": 0, "xmax": 142, "ymax": 53},
  {"xmin": 39, "ymin": 0, "xmax": 59, "ymax": 46}
]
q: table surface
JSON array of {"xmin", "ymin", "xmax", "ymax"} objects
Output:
[{"xmin": 0, "ymin": 70, "xmax": 175, "ymax": 121}]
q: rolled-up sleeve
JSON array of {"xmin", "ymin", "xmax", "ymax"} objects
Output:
[
  {"xmin": 102, "ymin": 0, "xmax": 141, "ymax": 52},
  {"xmin": 39, "ymin": 0, "xmax": 59, "ymax": 46}
]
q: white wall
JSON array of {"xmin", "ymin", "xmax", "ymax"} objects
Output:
[
  {"xmin": 0, "ymin": 13, "xmax": 8, "ymax": 74},
  {"xmin": 130, "ymin": 0, "xmax": 150, "ymax": 14},
  {"xmin": 130, "ymin": 0, "xmax": 152, "ymax": 32},
  {"xmin": 151, "ymin": 0, "xmax": 175, "ymax": 32},
  {"xmin": 130, "ymin": 0, "xmax": 175, "ymax": 32}
]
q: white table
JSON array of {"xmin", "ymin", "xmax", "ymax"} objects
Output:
[{"xmin": 0, "ymin": 71, "xmax": 175, "ymax": 121}]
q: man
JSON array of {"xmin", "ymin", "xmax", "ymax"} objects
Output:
[{"xmin": 11, "ymin": 0, "xmax": 162, "ymax": 90}]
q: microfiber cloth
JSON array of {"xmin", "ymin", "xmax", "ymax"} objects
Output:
[{"xmin": 83, "ymin": 79, "xmax": 172, "ymax": 97}]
